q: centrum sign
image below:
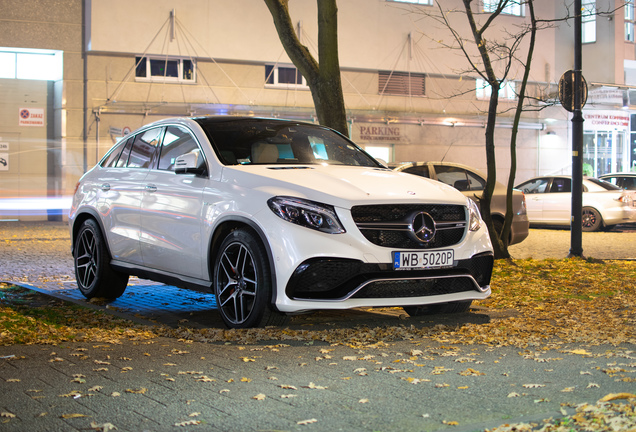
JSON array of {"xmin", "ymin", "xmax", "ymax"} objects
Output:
[
  {"xmin": 358, "ymin": 125, "xmax": 402, "ymax": 141},
  {"xmin": 18, "ymin": 108, "xmax": 45, "ymax": 127},
  {"xmin": 582, "ymin": 110, "xmax": 629, "ymax": 131}
]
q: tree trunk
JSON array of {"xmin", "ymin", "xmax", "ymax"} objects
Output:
[
  {"xmin": 264, "ymin": 0, "xmax": 349, "ymax": 137},
  {"xmin": 462, "ymin": 0, "xmax": 506, "ymax": 259}
]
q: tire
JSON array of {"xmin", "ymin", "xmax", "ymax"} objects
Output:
[
  {"xmin": 74, "ymin": 219, "xmax": 129, "ymax": 299},
  {"xmin": 403, "ymin": 300, "xmax": 472, "ymax": 317},
  {"xmin": 213, "ymin": 228, "xmax": 287, "ymax": 329},
  {"xmin": 582, "ymin": 207, "xmax": 602, "ymax": 232}
]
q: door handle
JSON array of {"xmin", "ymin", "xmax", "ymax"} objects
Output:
[
  {"xmin": 145, "ymin": 184, "xmax": 157, "ymax": 193},
  {"xmin": 100, "ymin": 183, "xmax": 110, "ymax": 192}
]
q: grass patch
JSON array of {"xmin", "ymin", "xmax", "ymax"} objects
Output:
[
  {"xmin": 0, "ymin": 283, "xmax": 159, "ymax": 345},
  {"xmin": 1, "ymin": 258, "xmax": 635, "ymax": 347}
]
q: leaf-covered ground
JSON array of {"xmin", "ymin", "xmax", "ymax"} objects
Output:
[
  {"xmin": 1, "ymin": 258, "xmax": 635, "ymax": 431},
  {"xmin": 1, "ymin": 258, "xmax": 635, "ymax": 348}
]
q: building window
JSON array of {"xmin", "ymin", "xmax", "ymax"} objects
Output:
[
  {"xmin": 582, "ymin": 0, "xmax": 596, "ymax": 43},
  {"xmin": 388, "ymin": 0, "xmax": 433, "ymax": 5},
  {"xmin": 135, "ymin": 56, "xmax": 195, "ymax": 82},
  {"xmin": 626, "ymin": 0, "xmax": 635, "ymax": 42},
  {"xmin": 476, "ymin": 78, "xmax": 517, "ymax": 100},
  {"xmin": 483, "ymin": 0, "xmax": 524, "ymax": 16},
  {"xmin": 265, "ymin": 64, "xmax": 307, "ymax": 88},
  {"xmin": 0, "ymin": 48, "xmax": 63, "ymax": 81},
  {"xmin": 379, "ymin": 71, "xmax": 426, "ymax": 96}
]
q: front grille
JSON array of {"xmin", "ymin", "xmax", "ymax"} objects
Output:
[
  {"xmin": 350, "ymin": 277, "xmax": 475, "ymax": 299},
  {"xmin": 351, "ymin": 204, "xmax": 467, "ymax": 249}
]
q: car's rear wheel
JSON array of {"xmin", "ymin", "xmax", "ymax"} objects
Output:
[
  {"xmin": 214, "ymin": 228, "xmax": 287, "ymax": 329},
  {"xmin": 74, "ymin": 219, "xmax": 129, "ymax": 299},
  {"xmin": 582, "ymin": 207, "xmax": 602, "ymax": 232},
  {"xmin": 403, "ymin": 300, "xmax": 472, "ymax": 317}
]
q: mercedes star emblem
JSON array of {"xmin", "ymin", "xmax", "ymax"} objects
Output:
[{"xmin": 411, "ymin": 212, "xmax": 436, "ymax": 243}]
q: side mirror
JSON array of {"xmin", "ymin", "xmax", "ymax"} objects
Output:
[{"xmin": 175, "ymin": 153, "xmax": 206, "ymax": 176}]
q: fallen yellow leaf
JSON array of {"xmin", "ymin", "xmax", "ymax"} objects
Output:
[
  {"xmin": 297, "ymin": 419, "xmax": 318, "ymax": 425},
  {"xmin": 599, "ymin": 393, "xmax": 636, "ymax": 402},
  {"xmin": 61, "ymin": 413, "xmax": 89, "ymax": 419}
]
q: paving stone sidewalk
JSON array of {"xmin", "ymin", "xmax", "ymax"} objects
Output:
[{"xmin": 1, "ymin": 221, "xmax": 635, "ymax": 431}]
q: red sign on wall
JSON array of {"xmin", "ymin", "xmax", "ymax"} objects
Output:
[{"xmin": 19, "ymin": 108, "xmax": 45, "ymax": 127}]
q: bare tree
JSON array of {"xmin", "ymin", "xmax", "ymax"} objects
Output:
[
  {"xmin": 415, "ymin": 0, "xmax": 542, "ymax": 259},
  {"xmin": 263, "ymin": 0, "xmax": 349, "ymax": 137}
]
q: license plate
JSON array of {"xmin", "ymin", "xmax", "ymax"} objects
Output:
[{"xmin": 393, "ymin": 250, "xmax": 455, "ymax": 270}]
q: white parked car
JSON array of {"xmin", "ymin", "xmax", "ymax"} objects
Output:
[
  {"xmin": 598, "ymin": 172, "xmax": 636, "ymax": 191},
  {"xmin": 515, "ymin": 175, "xmax": 636, "ymax": 231},
  {"xmin": 393, "ymin": 161, "xmax": 529, "ymax": 245},
  {"xmin": 69, "ymin": 117, "xmax": 494, "ymax": 328}
]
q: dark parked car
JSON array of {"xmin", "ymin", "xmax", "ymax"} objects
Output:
[{"xmin": 393, "ymin": 161, "xmax": 529, "ymax": 245}]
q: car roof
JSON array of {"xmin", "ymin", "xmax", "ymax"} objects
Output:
[
  {"xmin": 599, "ymin": 172, "xmax": 636, "ymax": 177},
  {"xmin": 138, "ymin": 115, "xmax": 326, "ymax": 133}
]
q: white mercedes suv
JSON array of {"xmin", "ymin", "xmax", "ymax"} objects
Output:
[{"xmin": 69, "ymin": 116, "xmax": 494, "ymax": 329}]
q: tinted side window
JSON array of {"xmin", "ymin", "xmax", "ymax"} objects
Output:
[
  {"xmin": 403, "ymin": 165, "xmax": 430, "ymax": 178},
  {"xmin": 101, "ymin": 141, "xmax": 126, "ymax": 167},
  {"xmin": 518, "ymin": 178, "xmax": 549, "ymax": 194},
  {"xmin": 115, "ymin": 137, "xmax": 134, "ymax": 168},
  {"xmin": 127, "ymin": 128, "xmax": 163, "ymax": 169},
  {"xmin": 549, "ymin": 178, "xmax": 571, "ymax": 193},
  {"xmin": 159, "ymin": 126, "xmax": 204, "ymax": 172},
  {"xmin": 624, "ymin": 177, "xmax": 636, "ymax": 189},
  {"xmin": 434, "ymin": 166, "xmax": 485, "ymax": 191}
]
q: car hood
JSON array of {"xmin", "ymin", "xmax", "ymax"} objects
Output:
[{"xmin": 222, "ymin": 165, "xmax": 468, "ymax": 209}]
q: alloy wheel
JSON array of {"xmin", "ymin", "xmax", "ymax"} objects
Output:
[
  {"xmin": 75, "ymin": 228, "xmax": 99, "ymax": 290},
  {"xmin": 217, "ymin": 241, "xmax": 258, "ymax": 326}
]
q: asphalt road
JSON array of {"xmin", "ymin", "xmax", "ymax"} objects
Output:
[{"xmin": 1, "ymin": 222, "xmax": 635, "ymax": 432}]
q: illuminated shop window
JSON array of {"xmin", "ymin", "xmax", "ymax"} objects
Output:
[{"xmin": 0, "ymin": 48, "xmax": 63, "ymax": 80}]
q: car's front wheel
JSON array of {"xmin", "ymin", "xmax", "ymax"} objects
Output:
[
  {"xmin": 74, "ymin": 219, "xmax": 129, "ymax": 299},
  {"xmin": 582, "ymin": 207, "xmax": 602, "ymax": 232},
  {"xmin": 214, "ymin": 228, "xmax": 287, "ymax": 329}
]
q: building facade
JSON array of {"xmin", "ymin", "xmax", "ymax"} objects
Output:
[{"xmin": 0, "ymin": 0, "xmax": 633, "ymax": 220}]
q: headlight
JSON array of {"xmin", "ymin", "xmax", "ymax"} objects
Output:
[
  {"xmin": 467, "ymin": 198, "xmax": 482, "ymax": 232},
  {"xmin": 267, "ymin": 197, "xmax": 346, "ymax": 234}
]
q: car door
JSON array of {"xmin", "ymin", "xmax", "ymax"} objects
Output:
[
  {"xmin": 96, "ymin": 131, "xmax": 158, "ymax": 264},
  {"xmin": 140, "ymin": 125, "xmax": 207, "ymax": 279},
  {"xmin": 541, "ymin": 178, "xmax": 572, "ymax": 223},
  {"xmin": 516, "ymin": 178, "xmax": 550, "ymax": 222}
]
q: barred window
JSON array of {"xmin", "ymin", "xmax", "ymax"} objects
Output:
[
  {"xmin": 476, "ymin": 79, "xmax": 517, "ymax": 100},
  {"xmin": 626, "ymin": 0, "xmax": 635, "ymax": 42},
  {"xmin": 378, "ymin": 71, "xmax": 426, "ymax": 96},
  {"xmin": 265, "ymin": 64, "xmax": 308, "ymax": 88},
  {"xmin": 388, "ymin": 0, "xmax": 433, "ymax": 5},
  {"xmin": 582, "ymin": 0, "xmax": 596, "ymax": 43},
  {"xmin": 135, "ymin": 56, "xmax": 195, "ymax": 82},
  {"xmin": 483, "ymin": 0, "xmax": 524, "ymax": 16}
]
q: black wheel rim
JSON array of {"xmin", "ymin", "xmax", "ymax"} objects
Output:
[
  {"xmin": 582, "ymin": 209, "xmax": 597, "ymax": 229},
  {"xmin": 217, "ymin": 241, "xmax": 257, "ymax": 326},
  {"xmin": 75, "ymin": 229, "xmax": 98, "ymax": 290}
]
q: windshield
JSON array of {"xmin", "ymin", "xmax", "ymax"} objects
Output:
[{"xmin": 197, "ymin": 118, "xmax": 382, "ymax": 168}]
